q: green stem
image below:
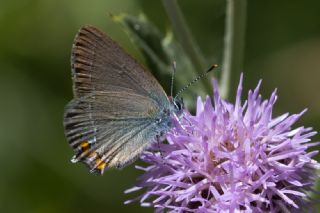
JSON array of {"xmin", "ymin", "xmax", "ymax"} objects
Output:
[
  {"xmin": 162, "ymin": 0, "xmax": 206, "ymax": 73},
  {"xmin": 220, "ymin": 0, "xmax": 247, "ymax": 99}
]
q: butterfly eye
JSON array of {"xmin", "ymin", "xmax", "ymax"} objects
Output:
[
  {"xmin": 176, "ymin": 102, "xmax": 182, "ymax": 110},
  {"xmin": 174, "ymin": 98, "xmax": 184, "ymax": 111}
]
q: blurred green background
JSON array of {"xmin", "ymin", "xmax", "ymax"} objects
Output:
[{"xmin": 0, "ymin": 0, "xmax": 320, "ymax": 212}]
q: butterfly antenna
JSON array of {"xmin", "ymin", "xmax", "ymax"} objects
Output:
[
  {"xmin": 174, "ymin": 64, "xmax": 218, "ymax": 99},
  {"xmin": 170, "ymin": 61, "xmax": 177, "ymax": 97}
]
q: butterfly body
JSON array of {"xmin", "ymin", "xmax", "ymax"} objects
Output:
[{"xmin": 64, "ymin": 26, "xmax": 183, "ymax": 174}]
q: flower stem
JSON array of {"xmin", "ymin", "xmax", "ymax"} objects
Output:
[
  {"xmin": 220, "ymin": 0, "xmax": 247, "ymax": 99},
  {"xmin": 162, "ymin": 0, "xmax": 206, "ymax": 74}
]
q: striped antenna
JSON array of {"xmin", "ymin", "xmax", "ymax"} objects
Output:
[
  {"xmin": 174, "ymin": 64, "xmax": 218, "ymax": 100},
  {"xmin": 170, "ymin": 61, "xmax": 177, "ymax": 97}
]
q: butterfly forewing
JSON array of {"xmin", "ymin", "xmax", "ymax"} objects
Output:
[{"xmin": 64, "ymin": 26, "xmax": 170, "ymax": 174}]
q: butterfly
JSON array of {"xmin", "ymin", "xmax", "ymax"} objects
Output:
[{"xmin": 63, "ymin": 26, "xmax": 185, "ymax": 174}]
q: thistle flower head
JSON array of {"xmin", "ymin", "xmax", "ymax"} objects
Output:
[{"xmin": 126, "ymin": 74, "xmax": 320, "ymax": 212}]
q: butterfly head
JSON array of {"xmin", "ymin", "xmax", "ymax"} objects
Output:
[{"xmin": 170, "ymin": 97, "xmax": 184, "ymax": 118}]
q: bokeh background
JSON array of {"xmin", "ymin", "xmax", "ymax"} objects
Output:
[{"xmin": 0, "ymin": 0, "xmax": 320, "ymax": 212}]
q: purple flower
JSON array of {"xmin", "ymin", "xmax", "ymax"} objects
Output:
[{"xmin": 125, "ymin": 74, "xmax": 320, "ymax": 212}]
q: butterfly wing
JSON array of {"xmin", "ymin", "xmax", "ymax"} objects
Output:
[{"xmin": 64, "ymin": 26, "xmax": 170, "ymax": 174}]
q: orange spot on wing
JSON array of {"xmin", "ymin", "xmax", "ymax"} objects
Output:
[
  {"xmin": 97, "ymin": 162, "xmax": 107, "ymax": 171},
  {"xmin": 80, "ymin": 141, "xmax": 90, "ymax": 152},
  {"xmin": 95, "ymin": 158, "xmax": 107, "ymax": 172}
]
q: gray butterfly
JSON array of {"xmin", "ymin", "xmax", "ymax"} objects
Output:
[{"xmin": 63, "ymin": 26, "xmax": 184, "ymax": 174}]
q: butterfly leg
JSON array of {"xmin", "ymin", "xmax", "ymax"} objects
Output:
[
  {"xmin": 182, "ymin": 111, "xmax": 195, "ymax": 135},
  {"xmin": 172, "ymin": 112, "xmax": 191, "ymax": 135}
]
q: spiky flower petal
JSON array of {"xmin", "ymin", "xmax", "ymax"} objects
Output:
[{"xmin": 126, "ymin": 74, "xmax": 320, "ymax": 212}]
